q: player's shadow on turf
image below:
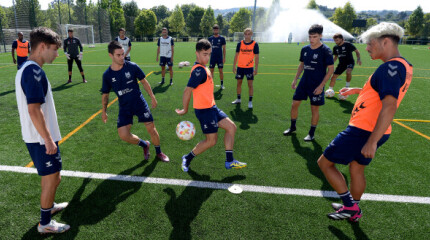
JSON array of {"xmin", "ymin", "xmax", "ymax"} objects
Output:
[
  {"xmin": 52, "ymin": 82, "xmax": 81, "ymax": 92},
  {"xmin": 163, "ymin": 169, "xmax": 246, "ymax": 240},
  {"xmin": 0, "ymin": 89, "xmax": 15, "ymax": 97},
  {"xmin": 21, "ymin": 159, "xmax": 159, "ymax": 239},
  {"xmin": 327, "ymin": 97, "xmax": 355, "ymax": 114},
  {"xmin": 229, "ymin": 104, "xmax": 258, "ymax": 130},
  {"xmin": 328, "ymin": 224, "xmax": 370, "ymax": 240},
  {"xmin": 214, "ymin": 88, "xmax": 223, "ymax": 100},
  {"xmin": 152, "ymin": 83, "xmax": 172, "ymax": 95}
]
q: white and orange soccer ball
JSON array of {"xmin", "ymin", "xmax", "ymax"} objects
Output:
[
  {"xmin": 325, "ymin": 89, "xmax": 335, "ymax": 98},
  {"xmin": 176, "ymin": 121, "xmax": 196, "ymax": 141},
  {"xmin": 338, "ymin": 93, "xmax": 348, "ymax": 100}
]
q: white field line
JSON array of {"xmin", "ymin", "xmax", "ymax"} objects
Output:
[{"xmin": 1, "ymin": 165, "xmax": 429, "ymax": 205}]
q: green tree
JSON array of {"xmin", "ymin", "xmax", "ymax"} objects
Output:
[
  {"xmin": 422, "ymin": 13, "xmax": 430, "ymax": 38},
  {"xmin": 0, "ymin": 7, "xmax": 8, "ymax": 29},
  {"xmin": 200, "ymin": 6, "xmax": 215, "ymax": 37},
  {"xmin": 186, "ymin": 6, "xmax": 204, "ymax": 36},
  {"xmin": 122, "ymin": 1, "xmax": 139, "ymax": 38},
  {"xmin": 101, "ymin": 0, "xmax": 126, "ymax": 38},
  {"xmin": 150, "ymin": 5, "xmax": 170, "ymax": 23},
  {"xmin": 330, "ymin": 2, "xmax": 357, "ymax": 32},
  {"xmin": 216, "ymin": 14, "xmax": 224, "ymax": 31},
  {"xmin": 169, "ymin": 5, "xmax": 185, "ymax": 37},
  {"xmin": 407, "ymin": 6, "xmax": 424, "ymax": 37},
  {"xmin": 134, "ymin": 9, "xmax": 157, "ymax": 38},
  {"xmin": 229, "ymin": 8, "xmax": 252, "ymax": 33},
  {"xmin": 307, "ymin": 0, "xmax": 319, "ymax": 10},
  {"xmin": 181, "ymin": 3, "xmax": 196, "ymax": 21},
  {"xmin": 366, "ymin": 18, "xmax": 377, "ymax": 29}
]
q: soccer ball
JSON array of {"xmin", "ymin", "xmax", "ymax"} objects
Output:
[
  {"xmin": 176, "ymin": 121, "xmax": 196, "ymax": 141},
  {"xmin": 338, "ymin": 93, "xmax": 348, "ymax": 100},
  {"xmin": 325, "ymin": 89, "xmax": 335, "ymax": 98},
  {"xmin": 183, "ymin": 61, "xmax": 190, "ymax": 66},
  {"xmin": 178, "ymin": 62, "xmax": 185, "ymax": 68}
]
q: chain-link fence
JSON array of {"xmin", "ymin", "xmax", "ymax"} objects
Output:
[{"xmin": 0, "ymin": 0, "xmax": 112, "ymax": 53}]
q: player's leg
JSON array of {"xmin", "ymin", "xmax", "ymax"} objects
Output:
[
  {"xmin": 328, "ymin": 74, "xmax": 339, "ymax": 89},
  {"xmin": 283, "ymin": 100, "xmax": 301, "ymax": 135},
  {"xmin": 304, "ymin": 104, "xmax": 319, "ymax": 141},
  {"xmin": 181, "ymin": 133, "xmax": 218, "ymax": 172},
  {"xmin": 219, "ymin": 67, "xmax": 224, "ymax": 89},
  {"xmin": 160, "ymin": 57, "xmax": 166, "ymax": 84},
  {"xmin": 75, "ymin": 58, "xmax": 86, "ymax": 83},
  {"xmin": 144, "ymin": 121, "xmax": 170, "ymax": 162},
  {"xmin": 345, "ymin": 68, "xmax": 353, "ymax": 87},
  {"xmin": 247, "ymin": 79, "xmax": 254, "ymax": 108},
  {"xmin": 67, "ymin": 58, "xmax": 73, "ymax": 83},
  {"xmin": 218, "ymin": 117, "xmax": 247, "ymax": 169},
  {"xmin": 118, "ymin": 122, "xmax": 150, "ymax": 160},
  {"xmin": 349, "ymin": 161, "xmax": 366, "ymax": 204},
  {"xmin": 318, "ymin": 155, "xmax": 348, "ymax": 193},
  {"xmin": 168, "ymin": 58, "xmax": 174, "ymax": 85},
  {"xmin": 232, "ymin": 67, "xmax": 244, "ymax": 104}
]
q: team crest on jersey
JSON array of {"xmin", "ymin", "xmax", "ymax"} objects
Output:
[
  {"xmin": 313, "ymin": 54, "xmax": 318, "ymax": 59},
  {"xmin": 342, "ymin": 47, "xmax": 345, "ymax": 50},
  {"xmin": 304, "ymin": 52, "xmax": 307, "ymax": 57},
  {"xmin": 112, "ymin": 77, "xmax": 116, "ymax": 82},
  {"xmin": 125, "ymin": 72, "xmax": 131, "ymax": 79}
]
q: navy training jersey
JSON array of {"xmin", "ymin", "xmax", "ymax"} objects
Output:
[
  {"xmin": 21, "ymin": 64, "xmax": 48, "ymax": 104},
  {"xmin": 101, "ymin": 61, "xmax": 146, "ymax": 109},
  {"xmin": 299, "ymin": 44, "xmax": 334, "ymax": 86},
  {"xmin": 208, "ymin": 35, "xmax": 226, "ymax": 59},
  {"xmin": 187, "ymin": 62, "xmax": 208, "ymax": 88},
  {"xmin": 370, "ymin": 58, "xmax": 409, "ymax": 100},
  {"xmin": 333, "ymin": 42, "xmax": 357, "ymax": 64}
]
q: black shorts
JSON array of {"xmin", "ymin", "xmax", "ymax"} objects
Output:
[
  {"xmin": 26, "ymin": 142, "xmax": 62, "ymax": 176},
  {"xmin": 293, "ymin": 80, "xmax": 325, "ymax": 106},
  {"xmin": 209, "ymin": 58, "xmax": 224, "ymax": 69},
  {"xmin": 236, "ymin": 67, "xmax": 254, "ymax": 80},
  {"xmin": 159, "ymin": 57, "xmax": 173, "ymax": 67},
  {"xmin": 68, "ymin": 57, "xmax": 83, "ymax": 72},
  {"xmin": 117, "ymin": 100, "xmax": 153, "ymax": 128},
  {"xmin": 334, "ymin": 62, "xmax": 354, "ymax": 75}
]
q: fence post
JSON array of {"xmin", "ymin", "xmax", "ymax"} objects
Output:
[
  {"xmin": 12, "ymin": 0, "xmax": 18, "ymax": 34},
  {"xmin": 58, "ymin": 0, "xmax": 63, "ymax": 36},
  {"xmin": 0, "ymin": 16, "xmax": 6, "ymax": 53}
]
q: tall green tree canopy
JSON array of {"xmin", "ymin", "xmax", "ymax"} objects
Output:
[
  {"xmin": 330, "ymin": 2, "xmax": 357, "ymax": 32},
  {"xmin": 186, "ymin": 6, "xmax": 204, "ymax": 36},
  {"xmin": 150, "ymin": 5, "xmax": 170, "ymax": 23},
  {"xmin": 307, "ymin": 0, "xmax": 319, "ymax": 10},
  {"xmin": 169, "ymin": 5, "xmax": 185, "ymax": 36},
  {"xmin": 407, "ymin": 6, "xmax": 424, "ymax": 36},
  {"xmin": 200, "ymin": 6, "xmax": 215, "ymax": 37},
  {"xmin": 134, "ymin": 9, "xmax": 157, "ymax": 38},
  {"xmin": 122, "ymin": 0, "xmax": 139, "ymax": 37},
  {"xmin": 229, "ymin": 8, "xmax": 252, "ymax": 33}
]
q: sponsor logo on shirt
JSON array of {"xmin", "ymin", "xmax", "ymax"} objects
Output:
[{"xmin": 118, "ymin": 88, "xmax": 133, "ymax": 96}]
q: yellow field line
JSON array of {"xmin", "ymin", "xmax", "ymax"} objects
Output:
[
  {"xmin": 394, "ymin": 119, "xmax": 430, "ymax": 123},
  {"xmin": 0, "ymin": 64, "xmax": 15, "ymax": 69},
  {"xmin": 25, "ymin": 71, "xmax": 153, "ymax": 168},
  {"xmin": 393, "ymin": 120, "xmax": 430, "ymax": 141}
]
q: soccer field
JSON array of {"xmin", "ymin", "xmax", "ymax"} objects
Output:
[{"xmin": 0, "ymin": 41, "xmax": 429, "ymax": 239}]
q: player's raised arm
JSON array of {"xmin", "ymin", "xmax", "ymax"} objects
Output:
[
  {"xmin": 176, "ymin": 87, "xmax": 193, "ymax": 115},
  {"xmin": 140, "ymin": 78, "xmax": 157, "ymax": 108}
]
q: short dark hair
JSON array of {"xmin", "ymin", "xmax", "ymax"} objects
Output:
[
  {"xmin": 119, "ymin": 28, "xmax": 125, "ymax": 32},
  {"xmin": 162, "ymin": 27, "xmax": 168, "ymax": 31},
  {"xmin": 68, "ymin": 29, "xmax": 73, "ymax": 33},
  {"xmin": 30, "ymin": 27, "xmax": 62, "ymax": 50},
  {"xmin": 333, "ymin": 33, "xmax": 343, "ymax": 39},
  {"xmin": 308, "ymin": 24, "xmax": 323, "ymax": 35},
  {"xmin": 213, "ymin": 24, "xmax": 219, "ymax": 29},
  {"xmin": 196, "ymin": 39, "xmax": 211, "ymax": 51},
  {"xmin": 108, "ymin": 41, "xmax": 123, "ymax": 54}
]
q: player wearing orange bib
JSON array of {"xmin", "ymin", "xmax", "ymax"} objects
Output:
[
  {"xmin": 12, "ymin": 32, "xmax": 30, "ymax": 69},
  {"xmin": 176, "ymin": 39, "xmax": 247, "ymax": 172},
  {"xmin": 317, "ymin": 23, "xmax": 413, "ymax": 222},
  {"xmin": 232, "ymin": 28, "xmax": 259, "ymax": 109}
]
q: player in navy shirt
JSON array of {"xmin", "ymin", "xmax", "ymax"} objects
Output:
[
  {"xmin": 101, "ymin": 41, "xmax": 170, "ymax": 162},
  {"xmin": 208, "ymin": 24, "xmax": 226, "ymax": 89},
  {"xmin": 283, "ymin": 24, "xmax": 334, "ymax": 141}
]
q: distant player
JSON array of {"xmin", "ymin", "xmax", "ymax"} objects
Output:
[
  {"xmin": 64, "ymin": 29, "xmax": 87, "ymax": 83},
  {"xmin": 114, "ymin": 28, "xmax": 132, "ymax": 61},
  {"xmin": 176, "ymin": 39, "xmax": 247, "ymax": 172},
  {"xmin": 327, "ymin": 33, "xmax": 361, "ymax": 91},
  {"xmin": 156, "ymin": 28, "xmax": 174, "ymax": 85},
  {"xmin": 232, "ymin": 28, "xmax": 259, "ymax": 109},
  {"xmin": 318, "ymin": 22, "xmax": 413, "ymax": 222},
  {"xmin": 101, "ymin": 41, "xmax": 170, "ymax": 162},
  {"xmin": 208, "ymin": 24, "xmax": 226, "ymax": 89},
  {"xmin": 12, "ymin": 32, "xmax": 30, "ymax": 69},
  {"xmin": 283, "ymin": 24, "xmax": 334, "ymax": 141},
  {"xmin": 15, "ymin": 27, "xmax": 70, "ymax": 234}
]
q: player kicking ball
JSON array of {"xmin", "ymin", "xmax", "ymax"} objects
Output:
[
  {"xmin": 176, "ymin": 39, "xmax": 247, "ymax": 172},
  {"xmin": 101, "ymin": 41, "xmax": 169, "ymax": 162},
  {"xmin": 318, "ymin": 22, "xmax": 413, "ymax": 222},
  {"xmin": 15, "ymin": 27, "xmax": 70, "ymax": 234}
]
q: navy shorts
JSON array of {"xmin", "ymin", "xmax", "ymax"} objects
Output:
[
  {"xmin": 334, "ymin": 62, "xmax": 355, "ymax": 75},
  {"xmin": 236, "ymin": 67, "xmax": 254, "ymax": 80},
  {"xmin": 26, "ymin": 142, "xmax": 62, "ymax": 176},
  {"xmin": 159, "ymin": 57, "xmax": 173, "ymax": 67},
  {"xmin": 194, "ymin": 106, "xmax": 228, "ymax": 134},
  {"xmin": 209, "ymin": 58, "xmax": 224, "ymax": 69},
  {"xmin": 293, "ymin": 80, "xmax": 325, "ymax": 106},
  {"xmin": 117, "ymin": 100, "xmax": 153, "ymax": 128},
  {"xmin": 323, "ymin": 125, "xmax": 390, "ymax": 166},
  {"xmin": 17, "ymin": 56, "xmax": 28, "ymax": 70}
]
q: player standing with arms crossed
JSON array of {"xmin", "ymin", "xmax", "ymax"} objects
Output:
[
  {"xmin": 15, "ymin": 27, "xmax": 70, "ymax": 234},
  {"xmin": 318, "ymin": 22, "xmax": 413, "ymax": 222}
]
